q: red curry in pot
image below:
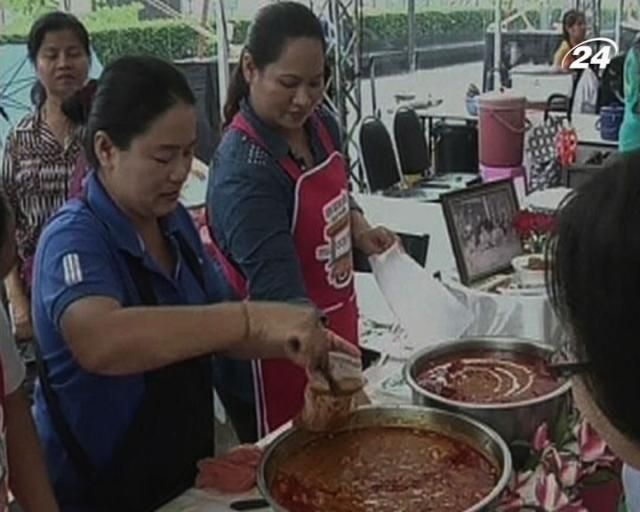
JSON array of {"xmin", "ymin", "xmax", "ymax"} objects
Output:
[
  {"xmin": 417, "ymin": 349, "xmax": 561, "ymax": 404},
  {"xmin": 271, "ymin": 426, "xmax": 498, "ymax": 512}
]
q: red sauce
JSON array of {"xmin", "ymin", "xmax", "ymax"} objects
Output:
[
  {"xmin": 417, "ymin": 350, "xmax": 561, "ymax": 404},
  {"xmin": 270, "ymin": 426, "xmax": 498, "ymax": 512}
]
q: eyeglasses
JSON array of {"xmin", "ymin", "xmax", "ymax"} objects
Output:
[
  {"xmin": 547, "ymin": 348, "xmax": 591, "ymax": 378},
  {"xmin": 546, "ymin": 360, "xmax": 591, "ymax": 378}
]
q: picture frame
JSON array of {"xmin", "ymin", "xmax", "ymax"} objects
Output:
[{"xmin": 441, "ymin": 179, "xmax": 523, "ymax": 286}]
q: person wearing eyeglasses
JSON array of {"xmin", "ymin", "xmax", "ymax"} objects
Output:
[{"xmin": 548, "ymin": 151, "xmax": 640, "ymax": 511}]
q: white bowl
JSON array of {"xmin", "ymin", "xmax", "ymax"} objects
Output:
[{"xmin": 511, "ymin": 254, "xmax": 546, "ymax": 288}]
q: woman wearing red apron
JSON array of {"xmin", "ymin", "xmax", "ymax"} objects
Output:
[{"xmin": 207, "ymin": 2, "xmax": 396, "ymax": 438}]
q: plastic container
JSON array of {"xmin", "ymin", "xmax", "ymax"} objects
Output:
[
  {"xmin": 478, "ymin": 92, "xmax": 527, "ymax": 167},
  {"xmin": 480, "ymin": 164, "xmax": 527, "ymax": 203},
  {"xmin": 479, "ymin": 164, "xmax": 525, "ymax": 183},
  {"xmin": 465, "ymin": 95, "xmax": 479, "ymax": 116},
  {"xmin": 597, "ymin": 105, "xmax": 624, "ymax": 141}
]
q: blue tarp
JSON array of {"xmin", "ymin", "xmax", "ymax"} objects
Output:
[{"xmin": 0, "ymin": 43, "xmax": 103, "ymax": 144}]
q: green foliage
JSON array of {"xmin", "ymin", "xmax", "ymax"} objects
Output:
[
  {"xmin": 362, "ymin": 8, "xmax": 619, "ymax": 52},
  {"xmin": 82, "ymin": 3, "xmax": 143, "ymax": 26},
  {"xmin": 89, "ymin": 19, "xmax": 214, "ymax": 63},
  {"xmin": 0, "ymin": 5, "xmax": 618, "ymax": 63},
  {"xmin": 0, "ymin": 4, "xmax": 215, "ymax": 62},
  {"xmin": 363, "ymin": 10, "xmax": 494, "ymax": 51},
  {"xmin": 0, "ymin": 0, "xmax": 56, "ymax": 16},
  {"xmin": 232, "ymin": 19, "xmax": 249, "ymax": 45},
  {"xmin": 0, "ymin": 4, "xmax": 56, "ymax": 37},
  {"xmin": 85, "ymin": 5, "xmax": 214, "ymax": 63}
]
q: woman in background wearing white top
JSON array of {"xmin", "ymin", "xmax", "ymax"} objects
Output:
[{"xmin": 0, "ymin": 191, "xmax": 59, "ymax": 511}]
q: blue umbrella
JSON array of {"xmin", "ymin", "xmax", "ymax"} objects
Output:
[{"xmin": 0, "ymin": 43, "xmax": 103, "ymax": 144}]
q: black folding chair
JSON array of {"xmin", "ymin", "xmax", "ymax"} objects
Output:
[
  {"xmin": 393, "ymin": 106, "xmax": 430, "ymax": 176},
  {"xmin": 359, "ymin": 116, "xmax": 403, "ymax": 193},
  {"xmin": 544, "ymin": 93, "xmax": 571, "ymax": 122}
]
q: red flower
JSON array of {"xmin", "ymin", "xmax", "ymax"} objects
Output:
[
  {"xmin": 513, "ymin": 211, "xmax": 536, "ymax": 237},
  {"xmin": 531, "ymin": 213, "xmax": 556, "ymax": 235},
  {"xmin": 575, "ymin": 420, "xmax": 608, "ymax": 463},
  {"xmin": 534, "ymin": 473, "xmax": 587, "ymax": 511},
  {"xmin": 534, "ymin": 422, "xmax": 552, "ymax": 452},
  {"xmin": 513, "ymin": 211, "xmax": 556, "ymax": 238}
]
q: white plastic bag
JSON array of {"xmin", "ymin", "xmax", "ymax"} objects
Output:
[{"xmin": 370, "ymin": 243, "xmax": 473, "ymax": 351}]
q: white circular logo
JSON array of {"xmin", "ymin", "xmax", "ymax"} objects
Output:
[{"xmin": 564, "ymin": 37, "xmax": 619, "ymax": 70}]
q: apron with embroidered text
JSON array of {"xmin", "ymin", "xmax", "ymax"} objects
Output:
[{"xmin": 210, "ymin": 111, "xmax": 359, "ymax": 435}]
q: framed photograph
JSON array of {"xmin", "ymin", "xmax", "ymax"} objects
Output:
[{"xmin": 442, "ymin": 180, "xmax": 523, "ymax": 286}]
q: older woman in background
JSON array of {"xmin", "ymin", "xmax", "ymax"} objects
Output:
[{"xmin": 0, "ymin": 12, "xmax": 90, "ymax": 341}]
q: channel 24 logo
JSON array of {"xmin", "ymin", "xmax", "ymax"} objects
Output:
[{"xmin": 562, "ymin": 37, "xmax": 619, "ymax": 70}]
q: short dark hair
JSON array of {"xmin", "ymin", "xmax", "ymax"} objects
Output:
[
  {"xmin": 62, "ymin": 55, "xmax": 196, "ymax": 170},
  {"xmin": 548, "ymin": 151, "xmax": 640, "ymax": 441},
  {"xmin": 222, "ymin": 1, "xmax": 326, "ymax": 127}
]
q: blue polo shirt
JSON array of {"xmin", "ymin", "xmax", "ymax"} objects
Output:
[{"xmin": 31, "ymin": 172, "xmax": 231, "ymax": 506}]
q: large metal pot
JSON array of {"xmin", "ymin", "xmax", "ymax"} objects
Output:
[
  {"xmin": 258, "ymin": 404, "xmax": 512, "ymax": 512},
  {"xmin": 404, "ymin": 337, "xmax": 572, "ymax": 445}
]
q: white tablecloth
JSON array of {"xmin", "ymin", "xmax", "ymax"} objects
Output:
[
  {"xmin": 358, "ymin": 269, "xmax": 560, "ymax": 350},
  {"xmin": 441, "ymin": 272, "xmax": 562, "ymax": 346}
]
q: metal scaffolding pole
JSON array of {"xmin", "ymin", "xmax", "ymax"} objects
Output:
[
  {"xmin": 578, "ymin": 0, "xmax": 601, "ymax": 37},
  {"xmin": 494, "ymin": 0, "xmax": 502, "ymax": 90},
  {"xmin": 615, "ymin": 0, "xmax": 624, "ymax": 47},
  {"xmin": 408, "ymin": 0, "xmax": 416, "ymax": 72},
  {"xmin": 312, "ymin": 0, "xmax": 365, "ymax": 190},
  {"xmin": 214, "ymin": 0, "xmax": 230, "ymax": 120}
]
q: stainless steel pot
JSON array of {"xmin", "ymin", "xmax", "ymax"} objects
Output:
[
  {"xmin": 257, "ymin": 404, "xmax": 512, "ymax": 512},
  {"xmin": 404, "ymin": 337, "xmax": 572, "ymax": 445}
]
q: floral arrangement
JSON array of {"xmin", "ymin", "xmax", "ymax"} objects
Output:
[
  {"xmin": 512, "ymin": 210, "xmax": 556, "ymax": 254},
  {"xmin": 498, "ymin": 410, "xmax": 620, "ymax": 512}
]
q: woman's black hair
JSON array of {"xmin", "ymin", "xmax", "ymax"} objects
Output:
[
  {"xmin": 561, "ymin": 9, "xmax": 585, "ymax": 44},
  {"xmin": 548, "ymin": 151, "xmax": 640, "ymax": 441},
  {"xmin": 222, "ymin": 1, "xmax": 326, "ymax": 128},
  {"xmin": 28, "ymin": 12, "xmax": 91, "ymax": 108},
  {"xmin": 61, "ymin": 55, "xmax": 196, "ymax": 170}
]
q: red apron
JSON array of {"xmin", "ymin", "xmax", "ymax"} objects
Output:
[{"xmin": 211, "ymin": 111, "xmax": 359, "ymax": 435}]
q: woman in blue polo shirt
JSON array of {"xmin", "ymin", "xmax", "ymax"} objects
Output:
[
  {"xmin": 31, "ymin": 55, "xmax": 356, "ymax": 512},
  {"xmin": 208, "ymin": 2, "xmax": 396, "ymax": 439}
]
